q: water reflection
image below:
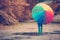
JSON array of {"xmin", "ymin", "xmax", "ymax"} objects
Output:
[{"xmin": 0, "ymin": 32, "xmax": 60, "ymax": 40}]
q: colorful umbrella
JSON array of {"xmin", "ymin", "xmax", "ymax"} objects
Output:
[{"xmin": 32, "ymin": 3, "xmax": 54, "ymax": 35}]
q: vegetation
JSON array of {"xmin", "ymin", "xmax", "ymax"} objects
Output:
[{"xmin": 0, "ymin": 0, "xmax": 60, "ymax": 25}]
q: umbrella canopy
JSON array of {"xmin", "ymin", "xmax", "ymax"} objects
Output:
[{"xmin": 32, "ymin": 3, "xmax": 54, "ymax": 24}]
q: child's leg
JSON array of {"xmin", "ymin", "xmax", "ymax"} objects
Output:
[{"xmin": 38, "ymin": 23, "xmax": 43, "ymax": 35}]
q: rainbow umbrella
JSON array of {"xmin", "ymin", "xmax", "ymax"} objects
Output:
[{"xmin": 32, "ymin": 3, "xmax": 54, "ymax": 35}]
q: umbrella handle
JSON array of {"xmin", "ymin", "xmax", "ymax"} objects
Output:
[{"xmin": 38, "ymin": 23, "xmax": 43, "ymax": 35}]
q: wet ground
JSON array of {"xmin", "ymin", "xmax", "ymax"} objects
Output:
[{"xmin": 0, "ymin": 22, "xmax": 60, "ymax": 40}]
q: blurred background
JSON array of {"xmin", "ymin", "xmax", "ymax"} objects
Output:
[
  {"xmin": 0, "ymin": 0, "xmax": 60, "ymax": 25},
  {"xmin": 0, "ymin": 0, "xmax": 60, "ymax": 40}
]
